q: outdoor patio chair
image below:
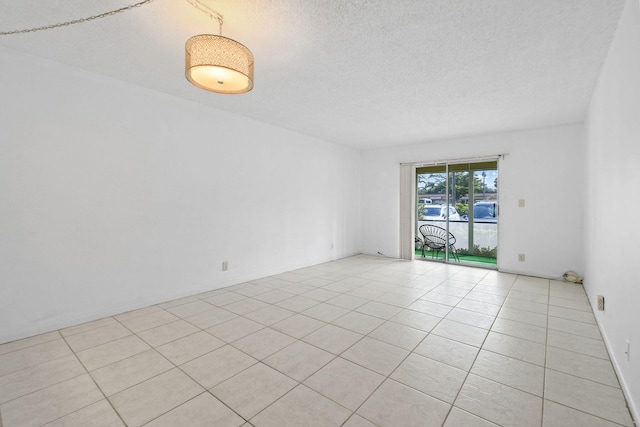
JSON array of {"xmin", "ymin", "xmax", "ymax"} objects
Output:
[
  {"xmin": 415, "ymin": 234, "xmax": 425, "ymax": 257},
  {"xmin": 418, "ymin": 224, "xmax": 460, "ymax": 262}
]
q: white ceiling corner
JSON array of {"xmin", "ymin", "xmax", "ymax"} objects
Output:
[{"xmin": 0, "ymin": 0, "xmax": 626, "ymax": 149}]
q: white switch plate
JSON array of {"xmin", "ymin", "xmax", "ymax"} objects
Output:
[{"xmin": 518, "ymin": 199, "xmax": 525, "ymax": 207}]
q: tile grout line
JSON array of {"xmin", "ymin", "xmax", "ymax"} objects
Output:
[
  {"xmin": 111, "ymin": 306, "xmax": 255, "ymax": 426},
  {"xmin": 541, "ymin": 277, "xmax": 551, "ymax": 427},
  {"xmin": 205, "ymin": 266, "xmax": 480, "ymax": 423},
  {"xmin": 542, "ymin": 280, "xmax": 635, "ymax": 426},
  {"xmin": 1, "ymin": 256, "xmax": 632, "ymax": 427},
  {"xmin": 58, "ymin": 332, "xmax": 128, "ymax": 427},
  {"xmin": 226, "ymin": 266, "xmax": 438, "ymax": 426},
  {"xmin": 433, "ymin": 270, "xmax": 514, "ymax": 426},
  {"xmin": 334, "ymin": 268, "xmax": 497, "ymax": 426}
]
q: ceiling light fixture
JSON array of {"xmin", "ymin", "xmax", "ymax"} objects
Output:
[{"xmin": 185, "ymin": 0, "xmax": 254, "ymax": 94}]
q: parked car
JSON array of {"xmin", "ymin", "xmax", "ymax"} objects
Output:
[
  {"xmin": 473, "ymin": 202, "xmax": 498, "ymax": 222},
  {"xmin": 418, "ymin": 198, "xmax": 433, "ymax": 204},
  {"xmin": 420, "ymin": 205, "xmax": 461, "ymax": 221}
]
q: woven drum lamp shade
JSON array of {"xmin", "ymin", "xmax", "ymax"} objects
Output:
[{"xmin": 185, "ymin": 34, "xmax": 254, "ymax": 94}]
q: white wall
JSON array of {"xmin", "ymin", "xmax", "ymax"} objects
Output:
[
  {"xmin": 361, "ymin": 124, "xmax": 585, "ymax": 278},
  {"xmin": 585, "ymin": 0, "xmax": 640, "ymax": 419},
  {"xmin": 0, "ymin": 47, "xmax": 361, "ymax": 344}
]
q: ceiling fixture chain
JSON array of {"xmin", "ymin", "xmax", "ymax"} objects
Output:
[
  {"xmin": 0, "ymin": 0, "xmax": 155, "ymax": 36},
  {"xmin": 185, "ymin": 0, "xmax": 223, "ymax": 35}
]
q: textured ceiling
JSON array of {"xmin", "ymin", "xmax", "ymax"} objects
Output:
[{"xmin": 0, "ymin": 0, "xmax": 626, "ymax": 149}]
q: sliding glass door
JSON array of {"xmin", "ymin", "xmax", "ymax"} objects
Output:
[{"xmin": 415, "ymin": 161, "xmax": 498, "ymax": 267}]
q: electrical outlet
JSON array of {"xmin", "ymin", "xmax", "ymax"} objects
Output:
[
  {"xmin": 518, "ymin": 253, "xmax": 525, "ymax": 262},
  {"xmin": 597, "ymin": 295, "xmax": 605, "ymax": 311},
  {"xmin": 222, "ymin": 261, "xmax": 228, "ymax": 272}
]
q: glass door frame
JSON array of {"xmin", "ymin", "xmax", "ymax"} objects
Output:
[{"xmin": 415, "ymin": 157, "xmax": 499, "ymax": 268}]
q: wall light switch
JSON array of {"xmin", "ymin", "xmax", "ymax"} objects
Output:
[{"xmin": 518, "ymin": 199, "xmax": 525, "ymax": 207}]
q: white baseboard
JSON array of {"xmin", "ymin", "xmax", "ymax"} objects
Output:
[{"xmin": 592, "ymin": 306, "xmax": 638, "ymax": 425}]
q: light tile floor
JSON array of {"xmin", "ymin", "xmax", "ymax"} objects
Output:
[{"xmin": 0, "ymin": 255, "xmax": 635, "ymax": 427}]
